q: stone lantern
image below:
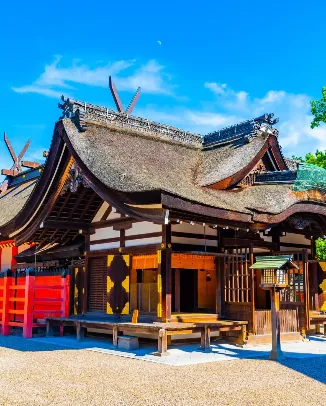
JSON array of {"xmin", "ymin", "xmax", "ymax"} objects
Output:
[{"xmin": 250, "ymin": 255, "xmax": 298, "ymax": 361}]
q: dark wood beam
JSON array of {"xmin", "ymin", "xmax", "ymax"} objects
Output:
[
  {"xmin": 101, "ymin": 205, "xmax": 112, "ymax": 221},
  {"xmin": 92, "ymin": 217, "xmax": 138, "ymax": 230},
  {"xmin": 223, "ymin": 237, "xmax": 276, "ymax": 250},
  {"xmin": 42, "ymin": 221, "xmax": 90, "ymax": 230},
  {"xmin": 87, "ymin": 244, "xmax": 162, "ymax": 257}
]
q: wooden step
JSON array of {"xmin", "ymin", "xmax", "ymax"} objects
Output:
[{"xmin": 170, "ymin": 313, "xmax": 220, "ymax": 323}]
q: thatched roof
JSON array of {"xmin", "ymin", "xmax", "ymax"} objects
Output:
[
  {"xmin": 0, "ymin": 180, "xmax": 37, "ymax": 227},
  {"xmin": 200, "ymin": 134, "xmax": 269, "ymax": 186},
  {"xmin": 62, "ymin": 119, "xmax": 301, "ymax": 216},
  {"xmin": 0, "ymin": 98, "xmax": 324, "ymax": 234}
]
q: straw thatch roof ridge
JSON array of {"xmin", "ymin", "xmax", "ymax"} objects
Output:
[{"xmin": 61, "ymin": 119, "xmax": 303, "ymax": 216}]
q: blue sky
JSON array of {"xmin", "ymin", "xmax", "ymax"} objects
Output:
[{"xmin": 1, "ymin": 1, "xmax": 326, "ymax": 180}]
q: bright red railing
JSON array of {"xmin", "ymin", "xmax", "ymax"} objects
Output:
[{"xmin": 0, "ymin": 269, "xmax": 70, "ymax": 338}]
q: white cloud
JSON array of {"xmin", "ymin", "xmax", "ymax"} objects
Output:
[
  {"xmin": 139, "ymin": 80, "xmax": 326, "ymax": 157},
  {"xmin": 12, "ymin": 56, "xmax": 174, "ymax": 99},
  {"xmin": 202, "ymin": 82, "xmax": 326, "ymax": 157},
  {"xmin": 115, "ymin": 60, "xmax": 175, "ymax": 95},
  {"xmin": 12, "ymin": 85, "xmax": 63, "ymax": 99},
  {"xmin": 204, "ymin": 82, "xmax": 227, "ymax": 95},
  {"xmin": 259, "ymin": 90, "xmax": 286, "ymax": 104},
  {"xmin": 10, "ymin": 57, "xmax": 326, "ymax": 158}
]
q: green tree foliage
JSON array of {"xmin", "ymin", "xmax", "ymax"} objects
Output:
[
  {"xmin": 291, "ymin": 150, "xmax": 326, "ymax": 169},
  {"xmin": 294, "ymin": 92, "xmax": 326, "ymax": 258},
  {"xmin": 311, "ymin": 86, "xmax": 326, "ymax": 128},
  {"xmin": 316, "ymin": 237, "xmax": 326, "ymax": 260}
]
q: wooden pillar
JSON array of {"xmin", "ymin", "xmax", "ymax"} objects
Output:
[
  {"xmin": 217, "ymin": 228, "xmax": 225, "ymax": 318},
  {"xmin": 269, "ymin": 288, "xmax": 284, "ymax": 360},
  {"xmin": 311, "ymin": 262, "xmax": 320, "ymax": 312},
  {"xmin": 310, "ymin": 238, "xmax": 319, "ymax": 312},
  {"xmin": 2, "ymin": 270, "xmax": 12, "ymax": 336},
  {"xmin": 82, "ymin": 234, "xmax": 90, "ymax": 315},
  {"xmin": 303, "ymin": 249, "xmax": 310, "ymax": 334},
  {"xmin": 23, "ymin": 269, "xmax": 35, "ymax": 339},
  {"xmin": 271, "ymin": 227, "xmax": 281, "ymax": 251},
  {"xmin": 174, "ymin": 268, "xmax": 180, "ymax": 313},
  {"xmin": 61, "ymin": 271, "xmax": 70, "ymax": 317},
  {"xmin": 157, "ymin": 251, "xmax": 162, "ymax": 319},
  {"xmin": 156, "ymin": 328, "xmax": 169, "ymax": 356},
  {"xmin": 200, "ymin": 326, "xmax": 211, "ymax": 351},
  {"xmin": 161, "ymin": 248, "xmax": 172, "ymax": 322},
  {"xmin": 311, "ymin": 236, "xmax": 316, "ymax": 259},
  {"xmin": 216, "ymin": 257, "xmax": 225, "ymax": 317},
  {"xmin": 112, "ymin": 325, "xmax": 119, "ymax": 346},
  {"xmin": 249, "ymin": 245, "xmax": 256, "ymax": 334},
  {"xmin": 76, "ymin": 321, "xmax": 85, "ymax": 341}
]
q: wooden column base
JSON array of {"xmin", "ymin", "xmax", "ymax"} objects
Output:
[
  {"xmin": 269, "ymin": 349, "xmax": 285, "ymax": 361},
  {"xmin": 200, "ymin": 326, "xmax": 211, "ymax": 351},
  {"xmin": 113, "ymin": 325, "xmax": 119, "ymax": 347},
  {"xmin": 154, "ymin": 329, "xmax": 170, "ymax": 356},
  {"xmin": 76, "ymin": 322, "xmax": 85, "ymax": 341}
]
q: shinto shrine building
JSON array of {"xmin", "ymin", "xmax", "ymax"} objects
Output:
[{"xmin": 0, "ymin": 79, "xmax": 326, "ymax": 349}]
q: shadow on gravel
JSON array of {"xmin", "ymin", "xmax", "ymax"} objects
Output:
[
  {"xmin": 0, "ymin": 335, "xmax": 73, "ymax": 352},
  {"xmin": 1, "ymin": 334, "xmax": 326, "ymax": 385},
  {"xmin": 278, "ymin": 356, "xmax": 326, "ymax": 385}
]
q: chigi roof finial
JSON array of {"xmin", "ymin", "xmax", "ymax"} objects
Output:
[
  {"xmin": 109, "ymin": 76, "xmax": 141, "ymax": 115},
  {"xmin": 1, "ymin": 133, "xmax": 41, "ymax": 177}
]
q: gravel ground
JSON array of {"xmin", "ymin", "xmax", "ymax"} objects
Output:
[{"xmin": 0, "ymin": 336, "xmax": 325, "ymax": 406}]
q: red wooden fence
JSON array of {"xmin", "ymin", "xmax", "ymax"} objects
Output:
[{"xmin": 0, "ymin": 269, "xmax": 70, "ymax": 338}]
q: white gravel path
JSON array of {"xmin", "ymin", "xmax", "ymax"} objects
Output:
[{"xmin": 0, "ymin": 336, "xmax": 325, "ymax": 406}]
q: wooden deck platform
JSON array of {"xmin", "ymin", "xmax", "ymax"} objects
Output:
[
  {"xmin": 309, "ymin": 312, "xmax": 326, "ymax": 335},
  {"xmin": 46, "ymin": 317, "xmax": 248, "ymax": 356}
]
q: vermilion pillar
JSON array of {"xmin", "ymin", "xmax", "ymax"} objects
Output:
[{"xmin": 23, "ymin": 269, "xmax": 35, "ymax": 338}]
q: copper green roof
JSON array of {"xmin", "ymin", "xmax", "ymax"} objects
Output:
[
  {"xmin": 250, "ymin": 255, "xmax": 299, "ymax": 270},
  {"xmin": 293, "ymin": 163, "xmax": 326, "ymax": 193}
]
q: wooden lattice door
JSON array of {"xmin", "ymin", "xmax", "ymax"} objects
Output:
[{"xmin": 88, "ymin": 257, "xmax": 107, "ymax": 312}]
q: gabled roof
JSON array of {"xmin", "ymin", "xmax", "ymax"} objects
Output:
[
  {"xmin": 1, "ymin": 95, "xmax": 326, "ymax": 243},
  {"xmin": 250, "ymin": 255, "xmax": 299, "ymax": 270},
  {"xmin": 61, "ymin": 117, "xmax": 311, "ymax": 218}
]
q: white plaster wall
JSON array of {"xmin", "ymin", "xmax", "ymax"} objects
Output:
[
  {"xmin": 90, "ymin": 227, "xmax": 120, "ymax": 242},
  {"xmin": 125, "ymin": 236, "xmax": 162, "ymax": 247},
  {"xmin": 90, "ymin": 241, "xmax": 120, "ymax": 251},
  {"xmin": 125, "ymin": 222, "xmax": 161, "ymax": 236},
  {"xmin": 171, "ymin": 223, "xmax": 217, "ymax": 246},
  {"xmin": 280, "ymin": 233, "xmax": 310, "ymax": 246},
  {"xmin": 172, "ymin": 223, "xmax": 217, "ymax": 236}
]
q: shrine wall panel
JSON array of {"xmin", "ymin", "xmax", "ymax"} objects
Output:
[{"xmin": 171, "ymin": 223, "xmax": 218, "ymax": 247}]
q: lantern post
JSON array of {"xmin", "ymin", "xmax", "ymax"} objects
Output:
[{"xmin": 250, "ymin": 255, "xmax": 299, "ymax": 361}]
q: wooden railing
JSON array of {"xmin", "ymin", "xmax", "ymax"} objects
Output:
[
  {"xmin": 255, "ymin": 309, "xmax": 299, "ymax": 335},
  {"xmin": 0, "ymin": 269, "xmax": 70, "ymax": 338}
]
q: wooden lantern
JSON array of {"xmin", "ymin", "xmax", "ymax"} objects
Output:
[
  {"xmin": 260, "ymin": 267, "xmax": 288, "ymax": 289},
  {"xmin": 250, "ymin": 255, "xmax": 298, "ymax": 361}
]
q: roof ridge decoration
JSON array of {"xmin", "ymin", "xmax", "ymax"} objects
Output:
[
  {"xmin": 109, "ymin": 76, "xmax": 141, "ymax": 115},
  {"xmin": 58, "ymin": 78, "xmax": 202, "ymax": 147},
  {"xmin": 203, "ymin": 113, "xmax": 279, "ymax": 148},
  {"xmin": 1, "ymin": 133, "xmax": 41, "ymax": 177}
]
